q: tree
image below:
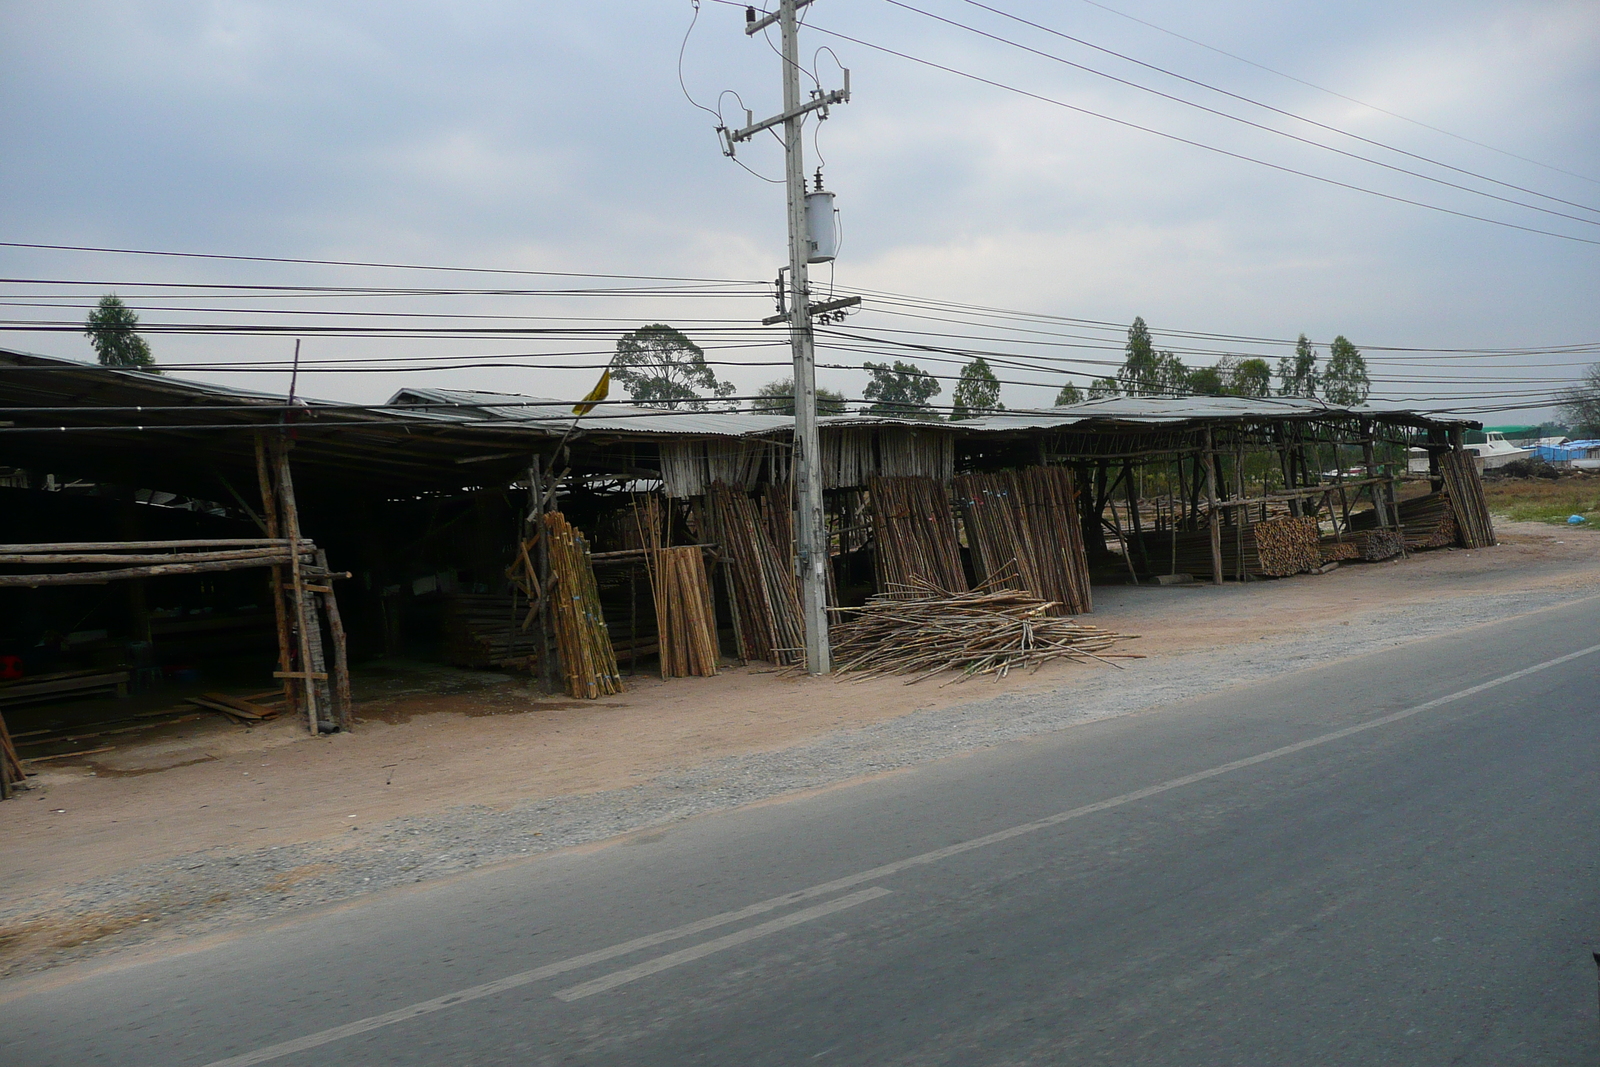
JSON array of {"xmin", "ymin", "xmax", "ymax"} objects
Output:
[
  {"xmin": 1117, "ymin": 316, "xmax": 1190, "ymax": 396},
  {"xmin": 1054, "ymin": 380, "xmax": 1084, "ymax": 406},
  {"xmin": 1228, "ymin": 357, "xmax": 1273, "ymax": 398},
  {"xmin": 1121, "ymin": 316, "xmax": 1159, "ymax": 394},
  {"xmin": 950, "ymin": 357, "xmax": 1005, "ymax": 420},
  {"xmin": 611, "ymin": 324, "xmax": 736, "ymax": 410},
  {"xmin": 1322, "ymin": 335, "xmax": 1371, "ymax": 406},
  {"xmin": 1087, "ymin": 377, "xmax": 1122, "ymax": 400},
  {"xmin": 862, "ymin": 360, "xmax": 941, "ymax": 419},
  {"xmin": 751, "ymin": 378, "xmax": 846, "ymax": 416},
  {"xmin": 1187, "ymin": 364, "xmax": 1226, "ymax": 396},
  {"xmin": 1559, "ymin": 363, "xmax": 1600, "ymax": 436},
  {"xmin": 84, "ymin": 294, "xmax": 157, "ymax": 371},
  {"xmin": 1277, "ymin": 334, "xmax": 1319, "ymax": 398}
]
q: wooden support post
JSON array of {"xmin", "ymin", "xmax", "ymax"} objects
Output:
[
  {"xmin": 1203, "ymin": 429, "xmax": 1223, "ymax": 586},
  {"xmin": 529, "ymin": 454, "xmax": 557, "ymax": 696},
  {"xmin": 272, "ymin": 441, "xmax": 326, "ymax": 734},
  {"xmin": 1361, "ymin": 421, "xmax": 1390, "ymax": 529},
  {"xmin": 255, "ymin": 433, "xmax": 296, "ymax": 721},
  {"xmin": 315, "ymin": 549, "xmax": 353, "ymax": 729}
]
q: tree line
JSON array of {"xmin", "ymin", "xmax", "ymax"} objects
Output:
[{"xmin": 75, "ymin": 301, "xmax": 1600, "ymax": 435}]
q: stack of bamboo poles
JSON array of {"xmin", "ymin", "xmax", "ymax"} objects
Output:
[
  {"xmin": 1136, "ymin": 516, "xmax": 1320, "ymax": 578},
  {"xmin": 1348, "ymin": 492, "xmax": 1458, "ymax": 550},
  {"xmin": 1322, "ymin": 529, "xmax": 1403, "ymax": 562},
  {"xmin": 706, "ymin": 482, "xmax": 804, "ymax": 666},
  {"xmin": 633, "ymin": 495, "xmax": 721, "ymax": 678},
  {"xmin": 1319, "ymin": 539, "xmax": 1360, "ymax": 563},
  {"xmin": 952, "ymin": 467, "xmax": 1092, "ymax": 615},
  {"xmin": 1438, "ymin": 452, "xmax": 1496, "ymax": 548},
  {"xmin": 829, "ymin": 582, "xmax": 1137, "ymax": 683},
  {"xmin": 541, "ymin": 512, "xmax": 622, "ymax": 698},
  {"xmin": 645, "ymin": 547, "xmax": 721, "ymax": 678},
  {"xmin": 868, "ymin": 475, "xmax": 968, "ymax": 597}
]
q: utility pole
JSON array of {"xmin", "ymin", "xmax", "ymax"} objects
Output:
[{"xmin": 726, "ymin": 0, "xmax": 849, "ymax": 674}]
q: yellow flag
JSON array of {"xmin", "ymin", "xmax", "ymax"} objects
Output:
[{"xmin": 572, "ymin": 368, "xmax": 610, "ymax": 416}]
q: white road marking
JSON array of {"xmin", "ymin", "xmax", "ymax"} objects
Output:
[
  {"xmin": 554, "ymin": 886, "xmax": 893, "ymax": 1001},
  {"xmin": 199, "ymin": 642, "xmax": 1600, "ymax": 1067}
]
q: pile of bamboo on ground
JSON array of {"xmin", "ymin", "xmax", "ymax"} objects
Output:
[
  {"xmin": 1135, "ymin": 515, "xmax": 1321, "ymax": 578},
  {"xmin": 1437, "ymin": 452, "xmax": 1496, "ymax": 548},
  {"xmin": 1319, "ymin": 539, "xmax": 1359, "ymax": 563},
  {"xmin": 1347, "ymin": 492, "xmax": 1458, "ymax": 550},
  {"xmin": 542, "ymin": 512, "xmax": 622, "ymax": 698},
  {"xmin": 633, "ymin": 496, "xmax": 721, "ymax": 678},
  {"xmin": 1320, "ymin": 529, "xmax": 1403, "ymax": 562},
  {"xmin": 706, "ymin": 482, "xmax": 804, "ymax": 666},
  {"xmin": 868, "ymin": 475, "xmax": 967, "ymax": 597},
  {"xmin": 953, "ymin": 467, "xmax": 1092, "ymax": 615},
  {"xmin": 829, "ymin": 583, "xmax": 1138, "ymax": 683},
  {"xmin": 438, "ymin": 592, "xmax": 542, "ymax": 668}
]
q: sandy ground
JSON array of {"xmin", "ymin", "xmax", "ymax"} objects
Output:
[{"xmin": 2, "ymin": 521, "xmax": 1597, "ymax": 977}]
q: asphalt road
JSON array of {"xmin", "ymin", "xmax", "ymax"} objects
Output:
[{"xmin": 4, "ymin": 596, "xmax": 1597, "ymax": 1066}]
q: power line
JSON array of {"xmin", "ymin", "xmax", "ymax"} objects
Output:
[
  {"xmin": 0, "ymin": 241, "xmax": 766, "ymax": 285},
  {"xmin": 788, "ymin": 19, "xmax": 1600, "ymax": 246},
  {"xmin": 923, "ymin": 0, "xmax": 1600, "ymax": 219},
  {"xmin": 1065, "ymin": 0, "xmax": 1600, "ymax": 188}
]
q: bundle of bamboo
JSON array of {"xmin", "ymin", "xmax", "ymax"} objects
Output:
[
  {"xmin": 542, "ymin": 512, "xmax": 622, "ymax": 698},
  {"xmin": 705, "ymin": 482, "xmax": 804, "ymax": 666},
  {"xmin": 868, "ymin": 475, "xmax": 968, "ymax": 596},
  {"xmin": 1437, "ymin": 453, "xmax": 1496, "ymax": 548},
  {"xmin": 1319, "ymin": 539, "xmax": 1360, "ymax": 563},
  {"xmin": 829, "ymin": 584, "xmax": 1137, "ymax": 683},
  {"xmin": 952, "ymin": 466, "xmax": 1092, "ymax": 615},
  {"xmin": 1348, "ymin": 491, "xmax": 1457, "ymax": 550},
  {"xmin": 645, "ymin": 546, "xmax": 721, "ymax": 678},
  {"xmin": 1136, "ymin": 516, "xmax": 1320, "ymax": 578}
]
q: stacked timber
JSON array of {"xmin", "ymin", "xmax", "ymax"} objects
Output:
[
  {"xmin": 1136, "ymin": 516, "xmax": 1321, "ymax": 578},
  {"xmin": 542, "ymin": 512, "xmax": 622, "ymax": 698},
  {"xmin": 1348, "ymin": 492, "xmax": 1458, "ymax": 550},
  {"xmin": 952, "ymin": 466, "xmax": 1092, "ymax": 615},
  {"xmin": 1438, "ymin": 452, "xmax": 1496, "ymax": 548},
  {"xmin": 1319, "ymin": 539, "xmax": 1359, "ymax": 563},
  {"xmin": 0, "ymin": 539, "xmax": 311, "ymax": 587},
  {"xmin": 439, "ymin": 593, "xmax": 541, "ymax": 669},
  {"xmin": 645, "ymin": 546, "xmax": 721, "ymax": 678},
  {"xmin": 868, "ymin": 475, "xmax": 967, "ymax": 596},
  {"xmin": 829, "ymin": 584, "xmax": 1137, "ymax": 683},
  {"xmin": 705, "ymin": 482, "xmax": 804, "ymax": 666}
]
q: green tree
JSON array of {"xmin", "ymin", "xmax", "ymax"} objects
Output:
[
  {"xmin": 1117, "ymin": 316, "xmax": 1190, "ymax": 396},
  {"xmin": 1087, "ymin": 377, "xmax": 1122, "ymax": 400},
  {"xmin": 1120, "ymin": 316, "xmax": 1159, "ymax": 394},
  {"xmin": 1228, "ymin": 357, "xmax": 1273, "ymax": 398},
  {"xmin": 611, "ymin": 324, "xmax": 735, "ymax": 410},
  {"xmin": 1054, "ymin": 380, "xmax": 1084, "ymax": 406},
  {"xmin": 84, "ymin": 294, "xmax": 157, "ymax": 371},
  {"xmin": 1187, "ymin": 364, "xmax": 1226, "ymax": 396},
  {"xmin": 950, "ymin": 357, "xmax": 1005, "ymax": 420},
  {"xmin": 1277, "ymin": 334, "xmax": 1320, "ymax": 398},
  {"xmin": 751, "ymin": 378, "xmax": 846, "ymax": 416},
  {"xmin": 1322, "ymin": 335, "xmax": 1371, "ymax": 406},
  {"xmin": 1559, "ymin": 363, "xmax": 1600, "ymax": 436},
  {"xmin": 862, "ymin": 360, "xmax": 942, "ymax": 419}
]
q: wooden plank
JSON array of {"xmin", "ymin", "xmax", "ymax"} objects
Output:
[
  {"xmin": 23, "ymin": 746, "xmax": 115, "ymax": 763},
  {"xmin": 0, "ymin": 672, "xmax": 131, "ymax": 700}
]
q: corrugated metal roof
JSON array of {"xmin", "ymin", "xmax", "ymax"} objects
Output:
[
  {"xmin": 953, "ymin": 395, "xmax": 1477, "ymax": 431},
  {"xmin": 385, "ymin": 387, "xmax": 963, "ymax": 438}
]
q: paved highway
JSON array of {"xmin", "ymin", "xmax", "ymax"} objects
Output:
[{"xmin": 4, "ymin": 596, "xmax": 1597, "ymax": 1065}]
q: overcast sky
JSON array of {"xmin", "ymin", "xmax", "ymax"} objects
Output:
[{"xmin": 2, "ymin": 0, "xmax": 1597, "ymax": 422}]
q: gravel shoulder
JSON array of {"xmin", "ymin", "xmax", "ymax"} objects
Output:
[{"xmin": 3, "ymin": 522, "xmax": 1596, "ymax": 982}]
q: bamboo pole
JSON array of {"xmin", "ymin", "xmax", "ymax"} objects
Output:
[
  {"xmin": 255, "ymin": 433, "xmax": 296, "ymax": 720},
  {"xmin": 1203, "ymin": 429, "xmax": 1223, "ymax": 585}
]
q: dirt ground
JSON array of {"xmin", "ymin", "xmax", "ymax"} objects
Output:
[{"xmin": 3, "ymin": 520, "xmax": 1597, "ymax": 976}]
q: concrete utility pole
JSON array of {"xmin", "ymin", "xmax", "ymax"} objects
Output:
[{"xmin": 727, "ymin": 0, "xmax": 849, "ymax": 674}]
